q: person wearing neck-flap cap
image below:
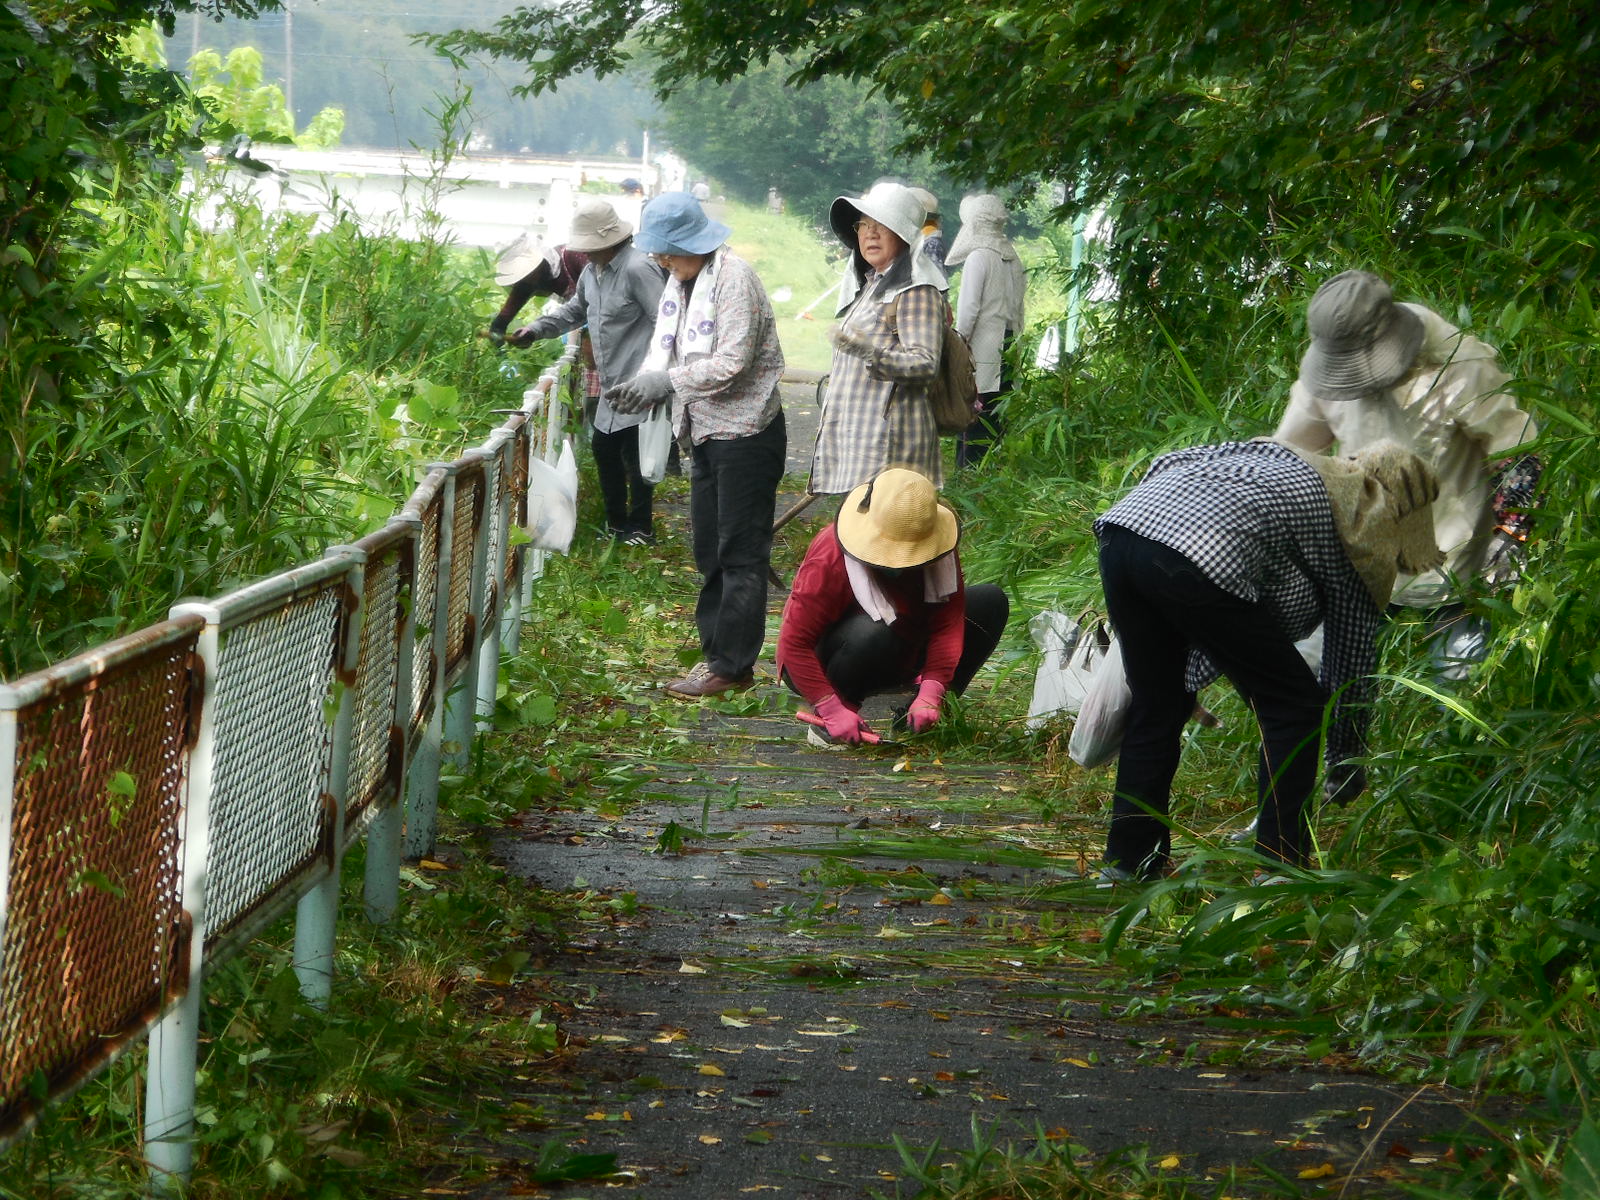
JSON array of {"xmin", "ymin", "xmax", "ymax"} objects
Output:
[
  {"xmin": 1274, "ymin": 270, "xmax": 1540, "ymax": 679},
  {"xmin": 809, "ymin": 182, "xmax": 950, "ymax": 497},
  {"xmin": 945, "ymin": 193, "xmax": 1027, "ymax": 468},
  {"xmin": 777, "ymin": 468, "xmax": 1009, "ymax": 747}
]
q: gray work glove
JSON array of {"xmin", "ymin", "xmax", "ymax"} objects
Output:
[
  {"xmin": 1325, "ymin": 762, "xmax": 1368, "ymax": 806},
  {"xmin": 1481, "ymin": 529, "xmax": 1527, "ymax": 590},
  {"xmin": 826, "ymin": 321, "xmax": 874, "ymax": 361},
  {"xmin": 605, "ymin": 369, "xmax": 674, "ymax": 415}
]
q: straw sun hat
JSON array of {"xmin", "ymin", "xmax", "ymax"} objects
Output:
[{"xmin": 836, "ymin": 468, "xmax": 959, "ymax": 569}]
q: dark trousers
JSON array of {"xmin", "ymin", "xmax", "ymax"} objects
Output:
[
  {"xmin": 1098, "ymin": 525, "xmax": 1326, "ymax": 876},
  {"xmin": 956, "ymin": 389, "xmax": 1006, "ymax": 468},
  {"xmin": 805, "ymin": 584, "xmax": 1010, "ymax": 706},
  {"xmin": 689, "ymin": 412, "xmax": 786, "ymax": 680},
  {"xmin": 591, "ymin": 424, "xmax": 654, "ymax": 538}
]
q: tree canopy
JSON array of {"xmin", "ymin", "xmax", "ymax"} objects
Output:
[
  {"xmin": 655, "ymin": 60, "xmax": 958, "ymax": 230},
  {"xmin": 429, "ymin": 1, "xmax": 1600, "ymax": 311}
]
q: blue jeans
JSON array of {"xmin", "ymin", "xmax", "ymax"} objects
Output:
[
  {"xmin": 1098, "ymin": 525, "xmax": 1326, "ymax": 876},
  {"xmin": 689, "ymin": 412, "xmax": 786, "ymax": 680}
]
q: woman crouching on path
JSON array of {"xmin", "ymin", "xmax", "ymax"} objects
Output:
[{"xmin": 777, "ymin": 467, "xmax": 1009, "ymax": 747}]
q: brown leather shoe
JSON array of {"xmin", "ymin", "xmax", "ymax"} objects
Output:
[{"xmin": 664, "ymin": 662, "xmax": 753, "ymax": 700}]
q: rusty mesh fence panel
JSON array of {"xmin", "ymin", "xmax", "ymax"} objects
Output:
[
  {"xmin": 201, "ymin": 584, "xmax": 342, "ymax": 949},
  {"xmin": 0, "ymin": 621, "xmax": 198, "ymax": 1133},
  {"xmin": 344, "ymin": 527, "xmax": 409, "ymax": 832},
  {"xmin": 443, "ymin": 458, "xmax": 487, "ymax": 679},
  {"xmin": 407, "ymin": 487, "xmax": 444, "ymax": 746},
  {"xmin": 505, "ymin": 421, "xmax": 530, "ymax": 596}
]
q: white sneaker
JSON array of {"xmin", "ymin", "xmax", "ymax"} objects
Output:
[{"xmin": 805, "ymin": 725, "xmax": 845, "ymax": 751}]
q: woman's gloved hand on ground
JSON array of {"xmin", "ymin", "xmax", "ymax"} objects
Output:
[
  {"xmin": 814, "ymin": 694, "xmax": 872, "ymax": 744},
  {"xmin": 907, "ymin": 677, "xmax": 947, "ymax": 733}
]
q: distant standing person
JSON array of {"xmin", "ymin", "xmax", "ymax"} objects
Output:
[
  {"xmin": 946, "ymin": 193, "xmax": 1026, "ymax": 468},
  {"xmin": 608, "ymin": 192, "xmax": 788, "ymax": 699},
  {"xmin": 692, "ymin": 179, "xmax": 711, "ymax": 202},
  {"xmin": 809, "ymin": 181, "xmax": 948, "ymax": 496},
  {"xmin": 1274, "ymin": 270, "xmax": 1540, "ymax": 679},
  {"xmin": 509, "ymin": 198, "xmax": 667, "ymax": 545},
  {"xmin": 910, "ymin": 187, "xmax": 947, "ymax": 271}
]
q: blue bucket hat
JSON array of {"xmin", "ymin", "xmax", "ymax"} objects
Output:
[{"xmin": 634, "ymin": 192, "xmax": 731, "ymax": 256}]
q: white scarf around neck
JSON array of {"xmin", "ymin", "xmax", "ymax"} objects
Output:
[{"xmin": 844, "ymin": 552, "xmax": 960, "ymax": 624}]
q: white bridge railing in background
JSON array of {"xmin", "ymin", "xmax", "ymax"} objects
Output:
[{"xmin": 0, "ymin": 348, "xmax": 579, "ymax": 1192}]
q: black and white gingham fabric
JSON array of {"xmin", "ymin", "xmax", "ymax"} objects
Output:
[{"xmin": 1095, "ymin": 440, "xmax": 1382, "ymax": 768}]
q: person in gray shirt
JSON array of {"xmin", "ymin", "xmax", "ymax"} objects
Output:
[{"xmin": 511, "ymin": 197, "xmax": 668, "ymax": 545}]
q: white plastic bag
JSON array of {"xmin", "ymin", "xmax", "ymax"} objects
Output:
[
  {"xmin": 1068, "ymin": 634, "xmax": 1130, "ymax": 768},
  {"xmin": 637, "ymin": 404, "xmax": 673, "ymax": 484},
  {"xmin": 1025, "ymin": 611, "xmax": 1084, "ymax": 730},
  {"xmin": 524, "ymin": 438, "xmax": 578, "ymax": 553}
]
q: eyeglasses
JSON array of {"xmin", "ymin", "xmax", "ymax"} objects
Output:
[
  {"xmin": 651, "ymin": 252, "xmax": 677, "ymax": 267},
  {"xmin": 852, "ymin": 218, "xmax": 887, "ymax": 235}
]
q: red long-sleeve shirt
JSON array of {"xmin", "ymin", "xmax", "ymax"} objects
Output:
[{"xmin": 776, "ymin": 525, "xmax": 966, "ymax": 705}]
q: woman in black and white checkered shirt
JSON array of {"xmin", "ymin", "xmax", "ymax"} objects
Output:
[{"xmin": 1093, "ymin": 439, "xmax": 1440, "ymax": 882}]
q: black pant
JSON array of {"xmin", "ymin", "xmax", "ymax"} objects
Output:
[
  {"xmin": 689, "ymin": 413, "xmax": 786, "ymax": 680},
  {"xmin": 1098, "ymin": 525, "xmax": 1326, "ymax": 876},
  {"xmin": 803, "ymin": 584, "xmax": 1010, "ymax": 706},
  {"xmin": 956, "ymin": 389, "xmax": 1006, "ymax": 468},
  {"xmin": 592, "ymin": 424, "xmax": 654, "ymax": 538}
]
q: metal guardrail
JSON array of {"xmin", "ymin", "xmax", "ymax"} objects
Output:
[{"xmin": 0, "ymin": 351, "xmax": 578, "ymax": 1191}]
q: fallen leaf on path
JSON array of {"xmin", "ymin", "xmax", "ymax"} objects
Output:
[
  {"xmin": 1298, "ymin": 1164, "xmax": 1336, "ymax": 1180},
  {"xmin": 698, "ymin": 1134, "xmax": 722, "ymax": 1145},
  {"xmin": 928, "ymin": 892, "xmax": 952, "ymax": 906},
  {"xmin": 679, "ymin": 962, "xmax": 707, "ymax": 974},
  {"xmin": 651, "ymin": 1028, "xmax": 688, "ymax": 1043},
  {"xmin": 720, "ymin": 1014, "xmax": 751, "ymax": 1028},
  {"xmin": 1157, "ymin": 1154, "xmax": 1181, "ymax": 1169},
  {"xmin": 876, "ymin": 926, "xmax": 913, "ymax": 939},
  {"xmin": 1063, "ymin": 1058, "xmax": 1093, "ymax": 1069},
  {"xmin": 698, "ymin": 1064, "xmax": 726, "ymax": 1076},
  {"xmin": 418, "ymin": 859, "xmax": 451, "ymax": 871}
]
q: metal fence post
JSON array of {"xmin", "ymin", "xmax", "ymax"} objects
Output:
[
  {"xmin": 144, "ymin": 617, "xmax": 217, "ymax": 1193},
  {"xmin": 476, "ymin": 433, "xmax": 515, "ymax": 733},
  {"xmin": 357, "ymin": 517, "xmax": 418, "ymax": 925},
  {"xmin": 405, "ymin": 466, "xmax": 456, "ymax": 859},
  {"xmin": 443, "ymin": 451, "xmax": 491, "ymax": 769},
  {"xmin": 290, "ymin": 552, "xmax": 361, "ymax": 1009}
]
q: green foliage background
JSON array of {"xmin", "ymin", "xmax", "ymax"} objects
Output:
[{"xmin": 6, "ymin": 0, "xmax": 1600, "ymax": 1193}]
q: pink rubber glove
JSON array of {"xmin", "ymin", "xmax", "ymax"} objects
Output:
[
  {"xmin": 908, "ymin": 678, "xmax": 946, "ymax": 734},
  {"xmin": 814, "ymin": 694, "xmax": 870, "ymax": 744}
]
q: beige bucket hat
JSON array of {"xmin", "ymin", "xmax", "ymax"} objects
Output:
[{"xmin": 566, "ymin": 197, "xmax": 633, "ymax": 252}]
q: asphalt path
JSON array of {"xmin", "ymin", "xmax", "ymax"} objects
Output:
[{"xmin": 453, "ymin": 699, "xmax": 1512, "ymax": 1198}]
